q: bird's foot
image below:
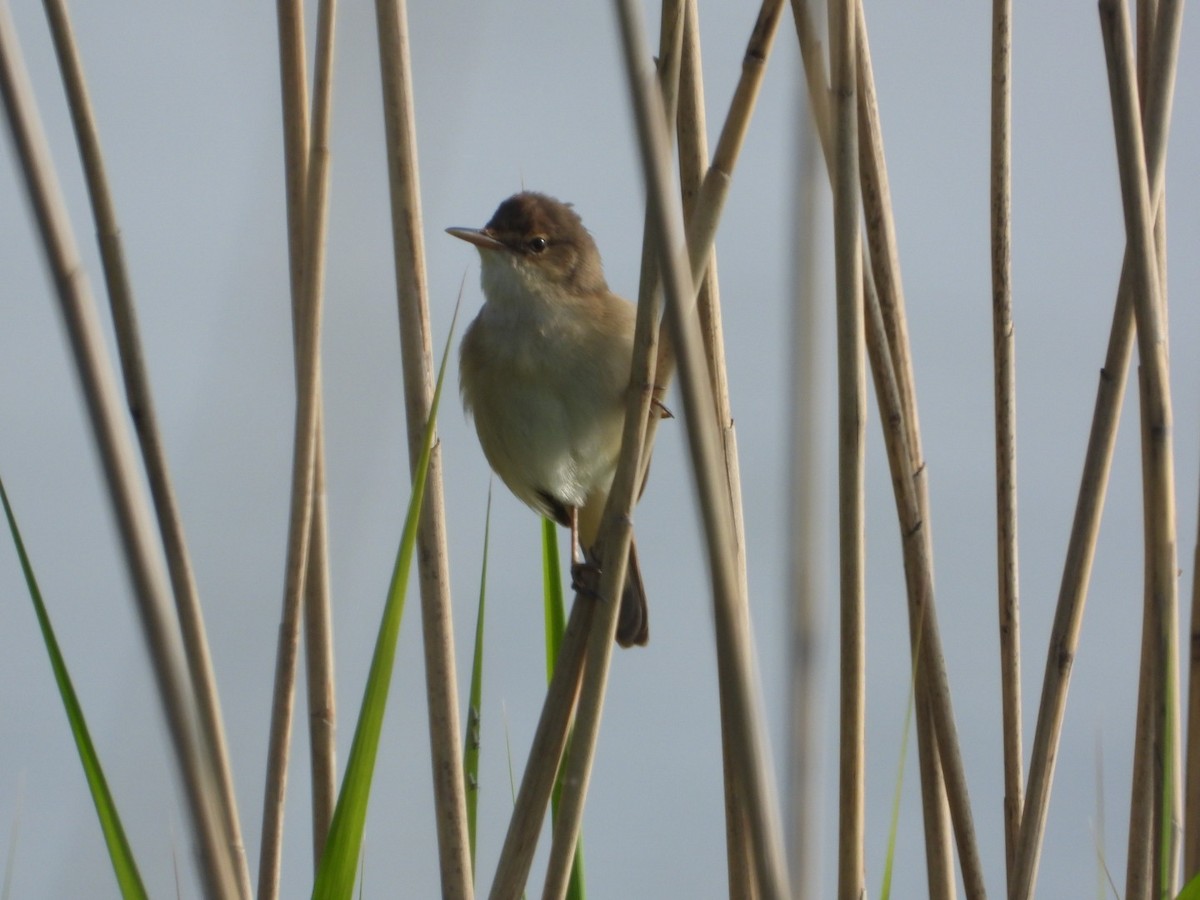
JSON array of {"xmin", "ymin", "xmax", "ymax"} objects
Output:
[{"xmin": 570, "ymin": 558, "xmax": 603, "ymax": 599}]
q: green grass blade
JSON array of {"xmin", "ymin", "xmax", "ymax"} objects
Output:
[
  {"xmin": 1162, "ymin": 640, "xmax": 1178, "ymax": 897},
  {"xmin": 879, "ymin": 653, "xmax": 919, "ymax": 900},
  {"xmin": 1177, "ymin": 870, "xmax": 1200, "ymax": 900},
  {"xmin": 464, "ymin": 486, "xmax": 493, "ymax": 877},
  {"xmin": 311, "ymin": 305, "xmax": 459, "ymax": 900},
  {"xmin": 0, "ymin": 476, "xmax": 148, "ymax": 900},
  {"xmin": 541, "ymin": 516, "xmax": 566, "ymax": 682},
  {"xmin": 541, "ymin": 518, "xmax": 586, "ymax": 900}
]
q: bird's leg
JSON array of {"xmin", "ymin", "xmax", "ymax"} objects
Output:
[
  {"xmin": 569, "ymin": 507, "xmax": 582, "ymax": 565},
  {"xmin": 568, "ymin": 506, "xmax": 602, "ymax": 597}
]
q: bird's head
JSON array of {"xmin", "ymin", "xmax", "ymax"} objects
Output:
[{"xmin": 447, "ymin": 192, "xmax": 607, "ymax": 300}]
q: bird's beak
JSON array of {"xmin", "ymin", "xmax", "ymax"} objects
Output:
[{"xmin": 446, "ymin": 227, "xmax": 506, "ymax": 252}]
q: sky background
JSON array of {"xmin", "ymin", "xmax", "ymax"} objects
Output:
[{"xmin": 2, "ymin": 1, "xmax": 1199, "ymax": 897}]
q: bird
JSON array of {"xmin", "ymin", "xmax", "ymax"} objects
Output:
[{"xmin": 448, "ymin": 191, "xmax": 650, "ymax": 647}]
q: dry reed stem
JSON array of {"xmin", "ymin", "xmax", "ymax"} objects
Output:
[
  {"xmin": 829, "ymin": 2, "xmax": 865, "ymax": 897},
  {"xmin": 793, "ymin": 11, "xmax": 958, "ymax": 899},
  {"xmin": 539, "ymin": 522, "xmax": 639, "ymax": 900},
  {"xmin": 0, "ymin": 6, "xmax": 240, "ymax": 895},
  {"xmin": 1136, "ymin": 0, "xmax": 1169, "ymax": 324},
  {"xmin": 38, "ymin": 0, "xmax": 252, "ymax": 893},
  {"xmin": 624, "ymin": 2, "xmax": 785, "ymax": 585},
  {"xmin": 676, "ymin": 3, "xmax": 758, "ymax": 896},
  {"xmin": 493, "ymin": 2, "xmax": 787, "ymax": 893},
  {"xmin": 1125, "ymin": 374, "xmax": 1158, "ymax": 900},
  {"xmin": 653, "ymin": 0, "xmax": 785, "ymax": 392},
  {"xmin": 619, "ymin": 2, "xmax": 793, "ymax": 892},
  {"xmin": 539, "ymin": 13, "xmax": 664, "ymax": 888},
  {"xmin": 785, "ymin": 63, "xmax": 823, "ymax": 900},
  {"xmin": 272, "ymin": 0, "xmax": 338, "ymax": 867},
  {"xmin": 848, "ymin": 2, "xmax": 992, "ymax": 892},
  {"xmin": 372, "ymin": 1, "xmax": 473, "ymax": 895},
  {"xmin": 1137, "ymin": 0, "xmax": 1169, "ymax": 889},
  {"xmin": 860, "ymin": 62, "xmax": 988, "ymax": 897},
  {"xmin": 913, "ymin": 670, "xmax": 956, "ymax": 897},
  {"xmin": 487, "ymin": 601, "xmax": 591, "ymax": 899},
  {"xmin": 988, "ymin": 0, "xmax": 1022, "ymax": 885},
  {"xmin": 541, "ymin": 3, "xmax": 681, "ymax": 894},
  {"xmin": 849, "ymin": 7, "xmax": 969, "ymax": 897},
  {"xmin": 257, "ymin": 2, "xmax": 338, "ymax": 896},
  {"xmin": 1100, "ymin": 0, "xmax": 1181, "ymax": 895},
  {"xmin": 1013, "ymin": 265, "xmax": 1134, "ymax": 900},
  {"xmin": 1010, "ymin": 0, "xmax": 1183, "ymax": 894},
  {"xmin": 303, "ymin": 470, "xmax": 336, "ymax": 864},
  {"xmin": 275, "ymin": 0, "xmax": 308, "ymax": 310},
  {"xmin": 794, "ymin": 1, "xmax": 989, "ymax": 890},
  {"xmin": 792, "ymin": 5, "xmax": 969, "ymax": 897},
  {"xmin": 647, "ymin": 8, "xmax": 788, "ymax": 893},
  {"xmin": 548, "ymin": 0, "xmax": 795, "ymax": 891}
]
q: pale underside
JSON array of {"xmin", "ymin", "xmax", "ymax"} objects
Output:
[{"xmin": 459, "ymin": 252, "xmax": 636, "ymax": 546}]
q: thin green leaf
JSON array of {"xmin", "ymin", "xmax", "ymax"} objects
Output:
[
  {"xmin": 464, "ymin": 485, "xmax": 493, "ymax": 876},
  {"xmin": 541, "ymin": 518, "xmax": 585, "ymax": 900},
  {"xmin": 0, "ymin": 476, "xmax": 148, "ymax": 900},
  {"xmin": 1162, "ymin": 641, "xmax": 1178, "ymax": 899},
  {"xmin": 1177, "ymin": 870, "xmax": 1200, "ymax": 900},
  {"xmin": 542, "ymin": 516, "xmax": 566, "ymax": 683},
  {"xmin": 311, "ymin": 302, "xmax": 460, "ymax": 900},
  {"xmin": 879, "ymin": 652, "xmax": 919, "ymax": 900}
]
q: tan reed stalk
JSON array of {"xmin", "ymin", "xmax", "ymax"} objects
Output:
[
  {"xmin": 785, "ymin": 58, "xmax": 823, "ymax": 900},
  {"xmin": 623, "ymin": 0, "xmax": 783, "ymax": 488},
  {"xmin": 0, "ymin": 6, "xmax": 240, "ymax": 896},
  {"xmin": 493, "ymin": 4, "xmax": 788, "ymax": 894},
  {"xmin": 666, "ymin": 0, "xmax": 791, "ymax": 891},
  {"xmin": 675, "ymin": 10, "xmax": 747, "ymax": 587},
  {"xmin": 1131, "ymin": 19, "xmax": 1166, "ymax": 884},
  {"xmin": 539, "ymin": 18, "xmax": 664, "ymax": 887},
  {"xmin": 38, "ymin": 0, "xmax": 252, "ymax": 893},
  {"xmin": 1099, "ymin": 0, "xmax": 1181, "ymax": 894},
  {"xmin": 1136, "ymin": 0, "xmax": 1169, "ymax": 318},
  {"xmin": 864, "ymin": 1, "xmax": 993, "ymax": 897},
  {"xmin": 257, "ymin": 1, "xmax": 337, "ymax": 896},
  {"xmin": 1140, "ymin": 0, "xmax": 1181, "ymax": 885},
  {"xmin": 786, "ymin": 0, "xmax": 831, "ymax": 160},
  {"xmin": 275, "ymin": 0, "xmax": 308, "ymax": 307},
  {"xmin": 622, "ymin": 4, "xmax": 794, "ymax": 894},
  {"xmin": 1125, "ymin": 376, "xmax": 1158, "ymax": 900},
  {"xmin": 797, "ymin": 1, "xmax": 993, "ymax": 890},
  {"xmin": 548, "ymin": 0, "xmax": 797, "ymax": 890},
  {"xmin": 677, "ymin": 3, "xmax": 757, "ymax": 896},
  {"xmin": 661, "ymin": 0, "xmax": 784, "ymax": 366},
  {"xmin": 541, "ymin": 5, "xmax": 683, "ymax": 892},
  {"xmin": 828, "ymin": 1, "xmax": 865, "ymax": 897},
  {"xmin": 988, "ymin": 0, "xmax": 1022, "ymax": 885},
  {"xmin": 303, "ymin": 483, "xmax": 336, "ymax": 863},
  {"xmin": 847, "ymin": 61, "xmax": 961, "ymax": 900},
  {"xmin": 487, "ymin": 600, "xmax": 592, "ymax": 899},
  {"xmin": 1010, "ymin": 0, "xmax": 1183, "ymax": 893},
  {"xmin": 792, "ymin": 5, "xmax": 970, "ymax": 894},
  {"xmin": 372, "ymin": 1, "xmax": 473, "ymax": 895},
  {"xmin": 272, "ymin": 0, "xmax": 338, "ymax": 867}
]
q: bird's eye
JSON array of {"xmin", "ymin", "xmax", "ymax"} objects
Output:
[{"xmin": 527, "ymin": 236, "xmax": 548, "ymax": 253}]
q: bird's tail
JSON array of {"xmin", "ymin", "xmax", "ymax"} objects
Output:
[{"xmin": 617, "ymin": 536, "xmax": 649, "ymax": 647}]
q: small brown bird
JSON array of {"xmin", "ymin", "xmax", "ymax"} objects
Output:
[{"xmin": 449, "ymin": 192, "xmax": 649, "ymax": 647}]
